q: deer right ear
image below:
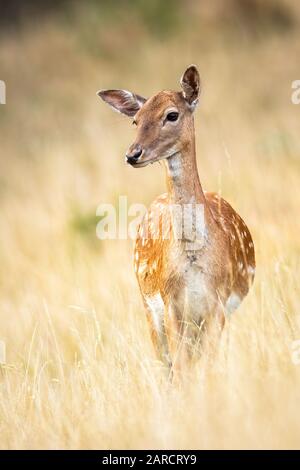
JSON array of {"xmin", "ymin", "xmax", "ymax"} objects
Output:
[
  {"xmin": 180, "ymin": 65, "xmax": 201, "ymax": 108},
  {"xmin": 97, "ymin": 89, "xmax": 146, "ymax": 117}
]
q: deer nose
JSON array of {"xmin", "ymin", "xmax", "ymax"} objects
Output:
[{"xmin": 126, "ymin": 145, "xmax": 143, "ymax": 165}]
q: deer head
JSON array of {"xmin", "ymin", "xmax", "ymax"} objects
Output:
[{"xmin": 97, "ymin": 65, "xmax": 201, "ymax": 167}]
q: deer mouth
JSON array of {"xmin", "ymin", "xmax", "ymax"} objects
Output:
[{"xmin": 129, "ymin": 151, "xmax": 179, "ymax": 168}]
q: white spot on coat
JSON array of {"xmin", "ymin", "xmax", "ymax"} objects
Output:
[{"xmin": 225, "ymin": 292, "xmax": 241, "ymax": 315}]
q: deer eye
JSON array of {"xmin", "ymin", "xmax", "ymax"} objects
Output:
[{"xmin": 166, "ymin": 112, "xmax": 179, "ymax": 122}]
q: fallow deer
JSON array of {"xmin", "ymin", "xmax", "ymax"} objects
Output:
[{"xmin": 98, "ymin": 65, "xmax": 255, "ymax": 376}]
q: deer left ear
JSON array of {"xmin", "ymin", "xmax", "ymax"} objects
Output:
[
  {"xmin": 180, "ymin": 65, "xmax": 201, "ymax": 108},
  {"xmin": 97, "ymin": 89, "xmax": 146, "ymax": 117}
]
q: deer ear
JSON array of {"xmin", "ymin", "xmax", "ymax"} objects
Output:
[
  {"xmin": 180, "ymin": 65, "xmax": 200, "ymax": 107},
  {"xmin": 97, "ymin": 89, "xmax": 146, "ymax": 117}
]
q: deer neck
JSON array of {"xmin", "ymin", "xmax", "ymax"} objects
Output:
[{"xmin": 164, "ymin": 123, "xmax": 205, "ymax": 206}]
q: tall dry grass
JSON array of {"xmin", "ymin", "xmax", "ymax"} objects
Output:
[{"xmin": 0, "ymin": 1, "xmax": 300, "ymax": 449}]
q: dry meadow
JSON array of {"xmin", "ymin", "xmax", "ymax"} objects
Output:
[{"xmin": 0, "ymin": 1, "xmax": 300, "ymax": 449}]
